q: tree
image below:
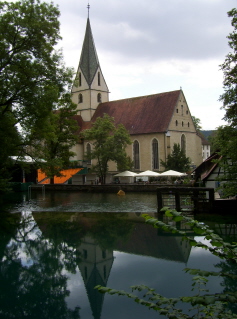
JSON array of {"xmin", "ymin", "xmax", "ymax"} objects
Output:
[
  {"xmin": 0, "ymin": 0, "xmax": 75, "ymax": 187},
  {"xmin": 117, "ymin": 155, "xmax": 133, "ymax": 172},
  {"xmin": 30, "ymin": 94, "xmax": 79, "ymax": 184},
  {"xmin": 82, "ymin": 114, "xmax": 131, "ymax": 184},
  {"xmin": 209, "ymin": 125, "xmax": 237, "ymax": 197},
  {"xmin": 219, "ymin": 8, "xmax": 237, "ymax": 127},
  {"xmin": 192, "ymin": 116, "xmax": 202, "ymax": 131},
  {"xmin": 160, "ymin": 143, "xmax": 191, "ymax": 172},
  {"xmin": 212, "ymin": 8, "xmax": 237, "ymax": 197}
]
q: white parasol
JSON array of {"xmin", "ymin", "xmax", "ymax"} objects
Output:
[
  {"xmin": 137, "ymin": 170, "xmax": 160, "ymax": 176},
  {"xmin": 160, "ymin": 170, "xmax": 187, "ymax": 176},
  {"xmin": 114, "ymin": 171, "xmax": 138, "ymax": 177}
]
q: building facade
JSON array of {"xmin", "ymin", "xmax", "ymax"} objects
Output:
[{"xmin": 70, "ymin": 17, "xmax": 203, "ymax": 184}]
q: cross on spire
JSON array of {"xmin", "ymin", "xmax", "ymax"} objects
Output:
[{"xmin": 87, "ymin": 3, "xmax": 90, "ymax": 18}]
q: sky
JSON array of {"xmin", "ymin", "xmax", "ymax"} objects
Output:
[{"xmin": 11, "ymin": 0, "xmax": 237, "ymax": 130}]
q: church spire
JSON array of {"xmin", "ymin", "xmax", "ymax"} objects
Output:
[
  {"xmin": 79, "ymin": 16, "xmax": 100, "ymax": 87},
  {"xmin": 71, "ymin": 7, "xmax": 109, "ymax": 121}
]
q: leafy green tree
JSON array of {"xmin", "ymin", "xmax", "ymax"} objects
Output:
[
  {"xmin": 210, "ymin": 126, "xmax": 237, "ymax": 197},
  {"xmin": 192, "ymin": 116, "xmax": 202, "ymax": 131},
  {"xmin": 211, "ymin": 8, "xmax": 237, "ymax": 197},
  {"xmin": 219, "ymin": 8, "xmax": 237, "ymax": 127},
  {"xmin": 117, "ymin": 155, "xmax": 133, "ymax": 172},
  {"xmin": 31, "ymin": 94, "xmax": 79, "ymax": 184},
  {"xmin": 160, "ymin": 143, "xmax": 191, "ymax": 172},
  {"xmin": 83, "ymin": 114, "xmax": 131, "ymax": 184},
  {"xmin": 0, "ymin": 0, "xmax": 75, "ymax": 187},
  {"xmin": 0, "ymin": 112, "xmax": 22, "ymax": 192}
]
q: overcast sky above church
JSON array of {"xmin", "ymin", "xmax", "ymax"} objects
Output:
[{"xmin": 16, "ymin": 0, "xmax": 237, "ymax": 129}]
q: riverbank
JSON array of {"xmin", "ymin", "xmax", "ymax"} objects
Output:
[
  {"xmin": 30, "ymin": 183, "xmax": 160, "ymax": 192},
  {"xmin": 29, "ymin": 183, "xmax": 237, "ymax": 214}
]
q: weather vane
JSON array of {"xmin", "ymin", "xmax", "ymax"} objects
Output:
[{"xmin": 87, "ymin": 3, "xmax": 90, "ymax": 18}]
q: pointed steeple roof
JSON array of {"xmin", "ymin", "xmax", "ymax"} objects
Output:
[{"xmin": 79, "ymin": 18, "xmax": 100, "ymax": 86}]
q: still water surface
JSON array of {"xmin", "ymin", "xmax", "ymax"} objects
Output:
[{"xmin": 0, "ymin": 191, "xmax": 235, "ymax": 319}]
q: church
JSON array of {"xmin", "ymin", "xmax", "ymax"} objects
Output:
[{"xmin": 69, "ymin": 14, "xmax": 203, "ymax": 184}]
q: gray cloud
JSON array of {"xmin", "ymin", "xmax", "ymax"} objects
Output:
[
  {"xmin": 53, "ymin": 0, "xmax": 236, "ymax": 129},
  {"xmin": 85, "ymin": 0, "xmax": 234, "ymax": 61},
  {"xmin": 56, "ymin": 0, "xmax": 236, "ymax": 62}
]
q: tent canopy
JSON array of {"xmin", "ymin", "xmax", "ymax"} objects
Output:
[
  {"xmin": 160, "ymin": 170, "xmax": 187, "ymax": 176},
  {"xmin": 114, "ymin": 171, "xmax": 138, "ymax": 177},
  {"xmin": 137, "ymin": 170, "xmax": 160, "ymax": 177}
]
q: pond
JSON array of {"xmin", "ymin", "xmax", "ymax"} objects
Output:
[{"xmin": 0, "ymin": 191, "xmax": 237, "ymax": 319}]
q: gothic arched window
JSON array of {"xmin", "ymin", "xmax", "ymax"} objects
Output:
[
  {"xmin": 97, "ymin": 93, "xmax": 101, "ymax": 103},
  {"xmin": 152, "ymin": 138, "xmax": 159, "ymax": 170},
  {"xmin": 86, "ymin": 143, "xmax": 91, "ymax": 165},
  {"xmin": 78, "ymin": 93, "xmax": 83, "ymax": 103},
  {"xmin": 181, "ymin": 134, "xmax": 186, "ymax": 155},
  {"xmin": 133, "ymin": 140, "xmax": 140, "ymax": 170}
]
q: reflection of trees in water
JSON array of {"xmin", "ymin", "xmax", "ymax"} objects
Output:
[
  {"xmin": 89, "ymin": 213, "xmax": 134, "ymax": 250},
  {"xmin": 0, "ymin": 211, "xmax": 135, "ymax": 319},
  {"xmin": 0, "ymin": 212, "xmax": 81, "ymax": 319},
  {"xmin": 215, "ymin": 259, "xmax": 237, "ymax": 314}
]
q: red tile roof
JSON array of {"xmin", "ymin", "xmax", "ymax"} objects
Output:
[{"xmin": 91, "ymin": 90, "xmax": 181, "ymax": 135}]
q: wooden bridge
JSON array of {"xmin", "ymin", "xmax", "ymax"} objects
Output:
[{"xmin": 156, "ymin": 187, "xmax": 215, "ymax": 213}]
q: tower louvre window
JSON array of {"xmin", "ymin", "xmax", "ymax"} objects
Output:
[
  {"xmin": 97, "ymin": 93, "xmax": 101, "ymax": 103},
  {"xmin": 78, "ymin": 93, "xmax": 83, "ymax": 103},
  {"xmin": 98, "ymin": 72, "xmax": 101, "ymax": 86},
  {"xmin": 79, "ymin": 72, "xmax": 82, "ymax": 86}
]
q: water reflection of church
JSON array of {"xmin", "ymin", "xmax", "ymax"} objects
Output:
[
  {"xmin": 70, "ymin": 213, "xmax": 192, "ymax": 319},
  {"xmin": 78, "ymin": 236, "xmax": 114, "ymax": 319},
  {"xmin": 3, "ymin": 210, "xmax": 237, "ymax": 319}
]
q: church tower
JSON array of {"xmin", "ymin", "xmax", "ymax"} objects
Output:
[{"xmin": 71, "ymin": 8, "xmax": 109, "ymax": 122}]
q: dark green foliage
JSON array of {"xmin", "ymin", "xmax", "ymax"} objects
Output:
[
  {"xmin": 219, "ymin": 8, "xmax": 237, "ymax": 127},
  {"xmin": 160, "ymin": 143, "xmax": 191, "ymax": 172},
  {"xmin": 83, "ymin": 114, "xmax": 131, "ymax": 184},
  {"xmin": 192, "ymin": 116, "xmax": 202, "ymax": 131},
  {"xmin": 215, "ymin": 8, "xmax": 237, "ymax": 196},
  {"xmin": 210, "ymin": 126, "xmax": 237, "ymax": 197},
  {"xmin": 31, "ymin": 94, "xmax": 79, "ymax": 184},
  {"xmin": 0, "ymin": 0, "xmax": 75, "ymax": 189}
]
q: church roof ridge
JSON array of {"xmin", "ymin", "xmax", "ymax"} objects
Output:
[
  {"xmin": 91, "ymin": 89, "xmax": 182, "ymax": 135},
  {"xmin": 109, "ymin": 89, "xmax": 181, "ymax": 103}
]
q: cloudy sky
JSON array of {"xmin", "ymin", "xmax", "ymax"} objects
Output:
[{"xmin": 43, "ymin": 1, "xmax": 237, "ymax": 129}]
